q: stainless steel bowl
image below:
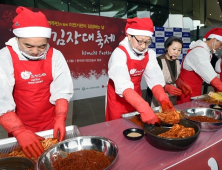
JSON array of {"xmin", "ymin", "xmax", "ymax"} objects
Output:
[
  {"xmin": 181, "ymin": 107, "xmax": 222, "ymax": 131},
  {"xmin": 0, "ymin": 157, "xmax": 35, "ymax": 170},
  {"xmin": 37, "ymin": 136, "xmax": 118, "ymax": 170}
]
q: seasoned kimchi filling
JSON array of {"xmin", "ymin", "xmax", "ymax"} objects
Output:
[
  {"xmin": 189, "ymin": 116, "xmax": 221, "ymax": 123},
  {"xmin": 156, "ymin": 111, "xmax": 181, "ymax": 124},
  {"xmin": 7, "ymin": 138, "xmax": 59, "ymax": 161},
  {"xmin": 52, "ymin": 149, "xmax": 111, "ymax": 170},
  {"xmin": 158, "ymin": 124, "xmax": 195, "ymax": 138}
]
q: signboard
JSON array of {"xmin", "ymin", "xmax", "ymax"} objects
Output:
[
  {"xmin": 0, "ymin": 4, "xmax": 126, "ymax": 100},
  {"xmin": 0, "ymin": 5, "xmax": 190, "ymax": 99}
]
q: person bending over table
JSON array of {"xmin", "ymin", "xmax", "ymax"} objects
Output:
[
  {"xmin": 105, "ymin": 17, "xmax": 175, "ymax": 124},
  {"xmin": 0, "ymin": 7, "xmax": 73, "ymax": 159},
  {"xmin": 177, "ymin": 28, "xmax": 222, "ymax": 104}
]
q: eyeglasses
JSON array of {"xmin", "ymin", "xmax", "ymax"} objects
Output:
[{"xmin": 132, "ymin": 35, "xmax": 152, "ymax": 46}]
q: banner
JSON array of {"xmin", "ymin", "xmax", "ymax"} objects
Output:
[
  {"xmin": 0, "ymin": 5, "xmax": 190, "ymax": 100},
  {"xmin": 0, "ymin": 4, "xmax": 126, "ymax": 100}
]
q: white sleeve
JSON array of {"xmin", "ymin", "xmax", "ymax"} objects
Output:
[
  {"xmin": 183, "ymin": 48, "xmax": 217, "ymax": 83},
  {"xmin": 143, "ymin": 49, "xmax": 165, "ymax": 89},
  {"xmin": 215, "ymin": 59, "xmax": 221, "ymax": 79},
  {"xmin": 50, "ymin": 48, "xmax": 74, "ymax": 104},
  {"xmin": 0, "ymin": 47, "xmax": 16, "ymax": 116},
  {"xmin": 108, "ymin": 48, "xmax": 134, "ymax": 97}
]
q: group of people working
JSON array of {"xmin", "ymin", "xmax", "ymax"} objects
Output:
[
  {"xmin": 106, "ymin": 17, "xmax": 222, "ymax": 125},
  {"xmin": 1, "ymin": 6, "xmax": 222, "ymax": 159}
]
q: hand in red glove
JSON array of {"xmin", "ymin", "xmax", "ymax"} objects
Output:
[
  {"xmin": 0, "ymin": 111, "xmax": 44, "ymax": 159},
  {"xmin": 13, "ymin": 128, "xmax": 45, "ymax": 158},
  {"xmin": 152, "ymin": 85, "xmax": 176, "ymax": 112},
  {"xmin": 161, "ymin": 100, "xmax": 176, "ymax": 113},
  {"xmin": 53, "ymin": 98, "xmax": 68, "ymax": 142},
  {"xmin": 123, "ymin": 88, "xmax": 160, "ymax": 124},
  {"xmin": 175, "ymin": 78, "xmax": 192, "ymax": 96},
  {"xmin": 164, "ymin": 84, "xmax": 182, "ymax": 96},
  {"xmin": 210, "ymin": 77, "xmax": 222, "ymax": 92}
]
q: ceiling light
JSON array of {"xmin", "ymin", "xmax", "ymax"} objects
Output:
[{"xmin": 172, "ymin": 4, "xmax": 174, "ymax": 6}]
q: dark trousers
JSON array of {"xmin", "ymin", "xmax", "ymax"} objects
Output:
[
  {"xmin": 145, "ymin": 87, "xmax": 153, "ymax": 105},
  {"xmin": 203, "ymin": 81, "xmax": 210, "ymax": 94}
]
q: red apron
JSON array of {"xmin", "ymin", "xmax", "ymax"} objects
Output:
[
  {"xmin": 7, "ymin": 46, "xmax": 55, "ymax": 134},
  {"xmin": 105, "ymin": 46, "xmax": 149, "ymax": 121},
  {"xmin": 177, "ymin": 47, "xmax": 207, "ymax": 104}
]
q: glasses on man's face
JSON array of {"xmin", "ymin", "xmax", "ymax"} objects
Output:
[{"xmin": 132, "ymin": 35, "xmax": 152, "ymax": 46}]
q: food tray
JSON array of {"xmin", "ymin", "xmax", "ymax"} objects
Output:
[
  {"xmin": 122, "ymin": 106, "xmax": 183, "ymax": 128},
  {"xmin": 121, "ymin": 106, "xmax": 161, "ymax": 118},
  {"xmin": 121, "ymin": 111, "xmax": 140, "ymax": 118},
  {"xmin": 121, "ymin": 107, "xmax": 161, "ymax": 128},
  {"xmin": 0, "ymin": 125, "xmax": 81, "ymax": 158},
  {"xmin": 190, "ymin": 94, "xmax": 208, "ymax": 100}
]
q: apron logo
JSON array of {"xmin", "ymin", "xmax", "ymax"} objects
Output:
[
  {"xmin": 130, "ymin": 68, "xmax": 144, "ymax": 76},
  {"xmin": 130, "ymin": 68, "xmax": 136, "ymax": 74},
  {"xmin": 21, "ymin": 71, "xmax": 32, "ymax": 80}
]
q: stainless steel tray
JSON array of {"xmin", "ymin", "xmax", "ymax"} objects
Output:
[
  {"xmin": 0, "ymin": 125, "xmax": 81, "ymax": 158},
  {"xmin": 190, "ymin": 94, "xmax": 208, "ymax": 100},
  {"xmin": 121, "ymin": 106, "xmax": 181, "ymax": 119},
  {"xmin": 121, "ymin": 111, "xmax": 140, "ymax": 118},
  {"xmin": 153, "ymin": 106, "xmax": 161, "ymax": 113},
  {"xmin": 121, "ymin": 106, "xmax": 160, "ymax": 118}
]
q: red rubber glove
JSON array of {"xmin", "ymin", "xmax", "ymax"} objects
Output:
[
  {"xmin": 123, "ymin": 88, "xmax": 160, "ymax": 125},
  {"xmin": 175, "ymin": 78, "xmax": 192, "ymax": 96},
  {"xmin": 53, "ymin": 98, "xmax": 68, "ymax": 142},
  {"xmin": 164, "ymin": 84, "xmax": 182, "ymax": 96},
  {"xmin": 0, "ymin": 111, "xmax": 44, "ymax": 159},
  {"xmin": 152, "ymin": 85, "xmax": 176, "ymax": 113},
  {"xmin": 210, "ymin": 77, "xmax": 222, "ymax": 92}
]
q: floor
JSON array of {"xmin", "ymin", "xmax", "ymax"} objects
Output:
[{"xmin": 0, "ymin": 85, "xmax": 214, "ymax": 139}]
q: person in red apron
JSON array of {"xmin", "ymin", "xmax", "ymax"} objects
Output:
[
  {"xmin": 105, "ymin": 17, "xmax": 175, "ymax": 124},
  {"xmin": 0, "ymin": 7, "xmax": 73, "ymax": 159},
  {"xmin": 177, "ymin": 28, "xmax": 222, "ymax": 104}
]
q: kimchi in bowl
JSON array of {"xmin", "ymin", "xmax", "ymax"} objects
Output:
[
  {"xmin": 143, "ymin": 119, "xmax": 200, "ymax": 151},
  {"xmin": 37, "ymin": 136, "xmax": 118, "ymax": 170},
  {"xmin": 181, "ymin": 107, "xmax": 222, "ymax": 131}
]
